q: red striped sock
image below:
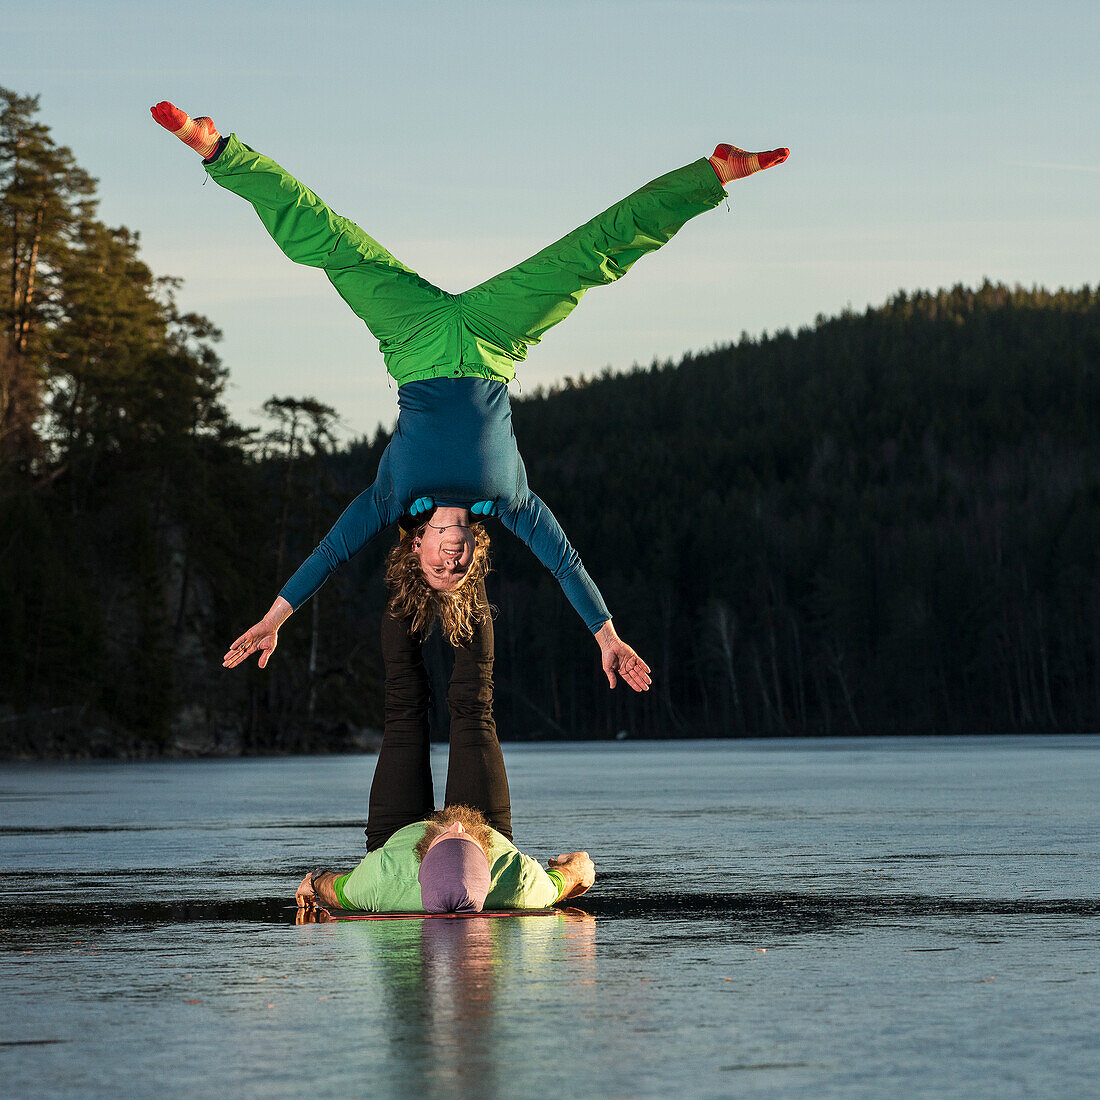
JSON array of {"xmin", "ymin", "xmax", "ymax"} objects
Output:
[
  {"xmin": 709, "ymin": 143, "xmax": 789, "ymax": 184},
  {"xmin": 150, "ymin": 102, "xmax": 221, "ymax": 159}
]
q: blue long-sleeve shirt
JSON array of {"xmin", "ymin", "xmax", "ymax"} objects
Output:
[{"xmin": 279, "ymin": 377, "xmax": 611, "ymax": 632}]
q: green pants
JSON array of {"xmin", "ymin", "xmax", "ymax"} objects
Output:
[{"xmin": 206, "ymin": 136, "xmax": 726, "ymax": 385}]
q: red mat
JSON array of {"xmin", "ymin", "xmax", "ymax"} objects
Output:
[{"xmin": 336, "ymin": 908, "xmax": 560, "ymax": 921}]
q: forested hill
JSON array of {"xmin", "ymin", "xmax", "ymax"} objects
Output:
[
  {"xmin": 495, "ymin": 283, "xmax": 1100, "ymax": 740},
  {"xmin": 3, "ymin": 90, "xmax": 1099, "ymax": 756}
]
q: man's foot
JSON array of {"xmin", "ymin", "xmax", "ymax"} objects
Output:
[
  {"xmin": 150, "ymin": 101, "xmax": 221, "ymax": 159},
  {"xmin": 709, "ymin": 143, "xmax": 789, "ymax": 184}
]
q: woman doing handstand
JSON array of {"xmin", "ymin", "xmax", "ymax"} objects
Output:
[{"xmin": 151, "ymin": 102, "xmax": 788, "ymax": 691}]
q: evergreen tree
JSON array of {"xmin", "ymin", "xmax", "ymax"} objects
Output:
[
  {"xmin": 0, "ymin": 90, "xmax": 250, "ymax": 754},
  {"xmin": 0, "ymin": 86, "xmax": 95, "ymax": 480}
]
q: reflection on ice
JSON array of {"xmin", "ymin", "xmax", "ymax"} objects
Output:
[{"xmin": 2, "ymin": 740, "xmax": 1099, "ymax": 1095}]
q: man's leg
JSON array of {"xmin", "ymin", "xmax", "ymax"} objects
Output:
[
  {"xmin": 456, "ymin": 158, "xmax": 727, "ymax": 365},
  {"xmin": 443, "ymin": 583, "xmax": 512, "ymax": 840},
  {"xmin": 365, "ymin": 608, "xmax": 436, "ymax": 851}
]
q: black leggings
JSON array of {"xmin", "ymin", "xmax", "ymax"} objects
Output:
[{"xmin": 364, "ymin": 581, "xmax": 512, "ymax": 850}]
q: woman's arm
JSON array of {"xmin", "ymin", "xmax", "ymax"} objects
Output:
[
  {"xmin": 498, "ymin": 491, "xmax": 611, "ymax": 631},
  {"xmin": 279, "ymin": 479, "xmax": 396, "ymax": 611},
  {"xmin": 499, "ymin": 493, "xmax": 651, "ymax": 692},
  {"xmin": 224, "ymin": 477, "xmax": 396, "ymax": 670}
]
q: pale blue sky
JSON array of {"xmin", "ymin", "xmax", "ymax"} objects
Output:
[{"xmin": 7, "ymin": 0, "xmax": 1098, "ymax": 438}]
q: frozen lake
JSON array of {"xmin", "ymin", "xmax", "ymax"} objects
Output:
[{"xmin": 2, "ymin": 736, "xmax": 1098, "ymax": 1096}]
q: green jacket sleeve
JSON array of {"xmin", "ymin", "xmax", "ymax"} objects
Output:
[{"xmin": 485, "ymin": 847, "xmax": 562, "ymax": 909}]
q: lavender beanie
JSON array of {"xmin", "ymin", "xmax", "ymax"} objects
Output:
[{"xmin": 417, "ymin": 836, "xmax": 492, "ymax": 913}]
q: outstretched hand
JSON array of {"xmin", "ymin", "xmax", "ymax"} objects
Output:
[
  {"xmin": 223, "ymin": 619, "xmax": 279, "ymax": 670},
  {"xmin": 602, "ymin": 640, "xmax": 651, "ymax": 692},
  {"xmin": 594, "ymin": 621, "xmax": 651, "ymax": 692}
]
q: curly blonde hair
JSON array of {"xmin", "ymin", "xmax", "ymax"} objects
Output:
[
  {"xmin": 413, "ymin": 805, "xmax": 495, "ymax": 863},
  {"xmin": 385, "ymin": 521, "xmax": 492, "ymax": 646}
]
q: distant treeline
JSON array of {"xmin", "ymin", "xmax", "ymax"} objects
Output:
[{"xmin": 2, "ymin": 88, "xmax": 1098, "ymax": 756}]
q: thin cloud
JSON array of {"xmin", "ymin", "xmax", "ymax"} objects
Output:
[{"xmin": 1007, "ymin": 160, "xmax": 1100, "ymax": 173}]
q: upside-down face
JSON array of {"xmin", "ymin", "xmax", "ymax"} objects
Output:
[{"xmin": 413, "ymin": 519, "xmax": 476, "ymax": 591}]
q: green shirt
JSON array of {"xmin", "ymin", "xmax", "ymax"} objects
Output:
[{"xmin": 334, "ymin": 822, "xmax": 565, "ymax": 912}]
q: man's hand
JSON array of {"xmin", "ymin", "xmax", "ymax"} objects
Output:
[
  {"xmin": 548, "ymin": 851, "xmax": 595, "ymax": 899},
  {"xmin": 296, "ymin": 868, "xmax": 343, "ymax": 911},
  {"xmin": 295, "ymin": 872, "xmax": 317, "ymax": 909},
  {"xmin": 594, "ymin": 621, "xmax": 651, "ymax": 692}
]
